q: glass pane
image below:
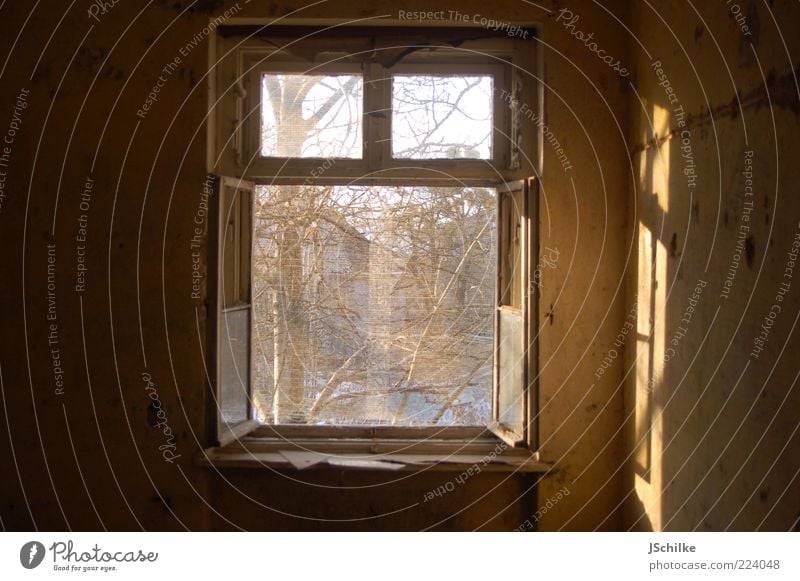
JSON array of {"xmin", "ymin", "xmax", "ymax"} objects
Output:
[
  {"xmin": 261, "ymin": 74, "xmax": 362, "ymax": 158},
  {"xmin": 252, "ymin": 185, "xmax": 496, "ymax": 426},
  {"xmin": 498, "ymin": 188, "xmax": 524, "ymax": 308},
  {"xmin": 220, "ymin": 308, "xmax": 250, "ymax": 428},
  {"xmin": 497, "ymin": 309, "xmax": 524, "ymax": 436},
  {"xmin": 392, "ymin": 75, "xmax": 493, "ymax": 160}
]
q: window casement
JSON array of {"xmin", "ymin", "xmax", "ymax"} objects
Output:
[{"xmin": 204, "ymin": 25, "xmax": 545, "ymax": 470}]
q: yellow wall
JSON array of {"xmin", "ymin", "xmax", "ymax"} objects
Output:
[{"xmin": 0, "ymin": 0, "xmax": 628, "ymax": 530}]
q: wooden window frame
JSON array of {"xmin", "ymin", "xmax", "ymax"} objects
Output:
[{"xmin": 203, "ymin": 24, "xmax": 544, "ymax": 470}]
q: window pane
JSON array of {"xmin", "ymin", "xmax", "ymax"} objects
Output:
[
  {"xmin": 261, "ymin": 74, "xmax": 362, "ymax": 158},
  {"xmin": 252, "ymin": 185, "xmax": 496, "ymax": 426},
  {"xmin": 220, "ymin": 308, "xmax": 250, "ymax": 428},
  {"xmin": 497, "ymin": 309, "xmax": 524, "ymax": 435},
  {"xmin": 392, "ymin": 75, "xmax": 493, "ymax": 160}
]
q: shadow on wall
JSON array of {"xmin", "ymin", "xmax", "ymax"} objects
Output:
[{"xmin": 628, "ymin": 6, "xmax": 800, "ymax": 529}]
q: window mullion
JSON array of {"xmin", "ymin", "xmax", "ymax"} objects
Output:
[{"xmin": 366, "ymin": 63, "xmax": 390, "ymax": 171}]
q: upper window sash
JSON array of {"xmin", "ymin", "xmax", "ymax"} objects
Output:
[{"xmin": 228, "ymin": 51, "xmax": 512, "ymax": 178}]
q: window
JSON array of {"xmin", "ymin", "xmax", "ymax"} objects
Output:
[
  {"xmin": 251, "ymin": 183, "xmax": 497, "ymax": 428},
  {"xmin": 391, "ymin": 73, "xmax": 494, "ymax": 159},
  {"xmin": 260, "ymin": 73, "xmax": 363, "ymax": 158},
  {"xmin": 207, "ymin": 26, "xmax": 540, "ymax": 464}
]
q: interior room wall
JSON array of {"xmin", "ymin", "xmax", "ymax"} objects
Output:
[
  {"xmin": 625, "ymin": 0, "xmax": 800, "ymax": 531},
  {"xmin": 0, "ymin": 0, "xmax": 630, "ymax": 531}
]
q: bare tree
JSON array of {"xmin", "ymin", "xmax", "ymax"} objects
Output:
[{"xmin": 252, "ymin": 73, "xmax": 495, "ymax": 426}]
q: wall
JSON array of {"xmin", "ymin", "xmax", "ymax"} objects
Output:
[
  {"xmin": 0, "ymin": 0, "xmax": 629, "ymax": 531},
  {"xmin": 625, "ymin": 0, "xmax": 800, "ymax": 531}
]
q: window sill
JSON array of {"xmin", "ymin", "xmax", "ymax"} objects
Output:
[{"xmin": 197, "ymin": 434, "xmax": 552, "ymax": 473}]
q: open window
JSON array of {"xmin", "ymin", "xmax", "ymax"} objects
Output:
[
  {"xmin": 205, "ymin": 25, "xmax": 542, "ymax": 467},
  {"xmin": 491, "ymin": 178, "xmax": 537, "ymax": 447},
  {"xmin": 212, "ymin": 176, "xmax": 257, "ymax": 446}
]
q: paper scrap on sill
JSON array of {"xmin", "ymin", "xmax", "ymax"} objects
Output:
[{"xmin": 276, "ymin": 451, "xmax": 534, "ymax": 470}]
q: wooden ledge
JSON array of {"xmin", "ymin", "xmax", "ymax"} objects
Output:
[{"xmin": 197, "ymin": 443, "xmax": 553, "ymax": 473}]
